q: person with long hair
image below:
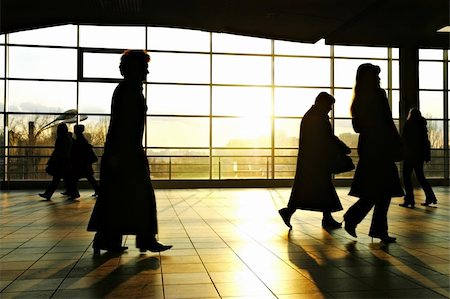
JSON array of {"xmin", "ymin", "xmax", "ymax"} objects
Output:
[
  {"xmin": 400, "ymin": 108, "xmax": 437, "ymax": 208},
  {"xmin": 343, "ymin": 63, "xmax": 404, "ymax": 243},
  {"xmin": 87, "ymin": 50, "xmax": 172, "ymax": 254}
]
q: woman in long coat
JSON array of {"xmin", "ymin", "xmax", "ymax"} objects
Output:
[
  {"xmin": 39, "ymin": 123, "xmax": 74, "ymax": 200},
  {"xmin": 400, "ymin": 108, "xmax": 437, "ymax": 207},
  {"xmin": 343, "ymin": 63, "xmax": 404, "ymax": 243},
  {"xmin": 279, "ymin": 92, "xmax": 351, "ymax": 229},
  {"xmin": 87, "ymin": 50, "xmax": 171, "ymax": 254}
]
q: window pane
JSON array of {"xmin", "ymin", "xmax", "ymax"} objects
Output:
[
  {"xmin": 334, "ymin": 45, "xmax": 387, "ymax": 58},
  {"xmin": 213, "ymin": 55, "xmax": 271, "ymax": 85},
  {"xmin": 148, "ymin": 84, "xmax": 209, "ymax": 116},
  {"xmin": 8, "ymin": 25, "xmax": 77, "ymax": 47},
  {"xmin": 79, "ymin": 82, "xmax": 117, "ymax": 114},
  {"xmin": 83, "ymin": 52, "xmax": 121, "ymax": 79},
  {"xmin": 150, "ymin": 52, "xmax": 210, "ymax": 84},
  {"xmin": 275, "ymin": 57, "xmax": 330, "ymax": 86},
  {"xmin": 392, "ymin": 90, "xmax": 400, "ymax": 119},
  {"xmin": 148, "ymin": 27, "xmax": 209, "ymax": 52},
  {"xmin": 425, "ymin": 149, "xmax": 445, "ymax": 178},
  {"xmin": 212, "ymin": 33, "xmax": 271, "ymax": 54},
  {"xmin": 334, "ymin": 119, "xmax": 358, "ymax": 149},
  {"xmin": 0, "ymin": 46, "xmax": 4, "ymax": 77},
  {"xmin": 419, "ymin": 61, "xmax": 443, "ymax": 89},
  {"xmin": 420, "ymin": 91, "xmax": 443, "ymax": 119},
  {"xmin": 419, "ymin": 49, "xmax": 443, "ymax": 60},
  {"xmin": 333, "ymin": 89, "xmax": 353, "ymax": 118},
  {"xmin": 213, "ymin": 86, "xmax": 271, "ymax": 116},
  {"xmin": 274, "ymin": 39, "xmax": 330, "ymax": 56},
  {"xmin": 9, "ymin": 47, "xmax": 77, "ymax": 80},
  {"xmin": 147, "ymin": 117, "xmax": 209, "ymax": 147},
  {"xmin": 275, "ymin": 88, "xmax": 328, "ymax": 117},
  {"xmin": 80, "ymin": 115, "xmax": 110, "ymax": 147},
  {"xmin": 427, "ymin": 120, "xmax": 444, "ymax": 149},
  {"xmin": 392, "ymin": 60, "xmax": 399, "ymax": 89},
  {"xmin": 334, "ymin": 59, "xmax": 388, "ymax": 88},
  {"xmin": 0, "ymin": 80, "xmax": 4, "ymax": 112},
  {"xmin": 7, "ymin": 81, "xmax": 77, "ymax": 113},
  {"xmin": 80, "ymin": 25, "xmax": 145, "ymax": 49},
  {"xmin": 275, "ymin": 118, "xmax": 300, "ymax": 148},
  {"xmin": 213, "ymin": 117, "xmax": 271, "ymax": 147}
]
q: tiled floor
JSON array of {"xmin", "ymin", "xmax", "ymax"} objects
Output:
[{"xmin": 0, "ymin": 187, "xmax": 449, "ymax": 299}]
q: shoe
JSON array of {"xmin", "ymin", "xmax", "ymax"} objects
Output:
[
  {"xmin": 93, "ymin": 245, "xmax": 128, "ymax": 256},
  {"xmin": 61, "ymin": 191, "xmax": 69, "ymax": 196},
  {"xmin": 344, "ymin": 222, "xmax": 357, "ymax": 238},
  {"xmin": 399, "ymin": 203, "xmax": 415, "ymax": 208},
  {"xmin": 421, "ymin": 198, "xmax": 437, "ymax": 206},
  {"xmin": 39, "ymin": 193, "xmax": 51, "ymax": 201},
  {"xmin": 67, "ymin": 194, "xmax": 80, "ymax": 201},
  {"xmin": 322, "ymin": 218, "xmax": 342, "ymax": 229},
  {"xmin": 371, "ymin": 234, "xmax": 396, "ymax": 243},
  {"xmin": 278, "ymin": 208, "xmax": 293, "ymax": 229},
  {"xmin": 139, "ymin": 241, "xmax": 172, "ymax": 253}
]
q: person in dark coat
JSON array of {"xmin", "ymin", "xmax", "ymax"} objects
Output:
[
  {"xmin": 87, "ymin": 50, "xmax": 172, "ymax": 254},
  {"xmin": 39, "ymin": 123, "xmax": 74, "ymax": 200},
  {"xmin": 278, "ymin": 92, "xmax": 351, "ymax": 229},
  {"xmin": 68, "ymin": 124, "xmax": 100, "ymax": 200},
  {"xmin": 343, "ymin": 63, "xmax": 404, "ymax": 243},
  {"xmin": 400, "ymin": 108, "xmax": 437, "ymax": 208}
]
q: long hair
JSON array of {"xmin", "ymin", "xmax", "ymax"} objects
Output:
[{"xmin": 350, "ymin": 63, "xmax": 381, "ymax": 117}]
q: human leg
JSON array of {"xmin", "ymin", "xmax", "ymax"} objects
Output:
[
  {"xmin": 414, "ymin": 163, "xmax": 437, "ymax": 205},
  {"xmin": 343, "ymin": 198, "xmax": 374, "ymax": 237},
  {"xmin": 400, "ymin": 160, "xmax": 415, "ymax": 207},
  {"xmin": 39, "ymin": 175, "xmax": 62, "ymax": 200},
  {"xmin": 136, "ymin": 233, "xmax": 172, "ymax": 252},
  {"xmin": 322, "ymin": 211, "xmax": 342, "ymax": 228},
  {"xmin": 369, "ymin": 196, "xmax": 395, "ymax": 243}
]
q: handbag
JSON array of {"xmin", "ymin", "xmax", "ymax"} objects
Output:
[{"xmin": 332, "ymin": 154, "xmax": 355, "ymax": 174}]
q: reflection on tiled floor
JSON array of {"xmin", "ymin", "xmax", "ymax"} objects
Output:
[{"xmin": 1, "ymin": 187, "xmax": 449, "ymax": 298}]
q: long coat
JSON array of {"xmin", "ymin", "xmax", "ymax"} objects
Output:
[
  {"xmin": 87, "ymin": 79, "xmax": 157, "ymax": 235},
  {"xmin": 71, "ymin": 134, "xmax": 97, "ymax": 178},
  {"xmin": 288, "ymin": 104, "xmax": 349, "ymax": 212},
  {"xmin": 349, "ymin": 89, "xmax": 404, "ymax": 198},
  {"xmin": 402, "ymin": 116, "xmax": 431, "ymax": 163},
  {"xmin": 45, "ymin": 134, "xmax": 72, "ymax": 177}
]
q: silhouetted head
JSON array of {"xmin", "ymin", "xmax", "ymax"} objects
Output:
[
  {"xmin": 407, "ymin": 107, "xmax": 422, "ymax": 120},
  {"xmin": 314, "ymin": 92, "xmax": 335, "ymax": 114},
  {"xmin": 56, "ymin": 123, "xmax": 68, "ymax": 138},
  {"xmin": 119, "ymin": 50, "xmax": 150, "ymax": 81},
  {"xmin": 355, "ymin": 63, "xmax": 381, "ymax": 90},
  {"xmin": 74, "ymin": 124, "xmax": 85, "ymax": 135}
]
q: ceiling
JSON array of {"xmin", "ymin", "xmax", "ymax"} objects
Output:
[{"xmin": 1, "ymin": 0, "xmax": 449, "ymax": 49}]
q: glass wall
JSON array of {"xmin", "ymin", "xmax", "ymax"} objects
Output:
[{"xmin": 0, "ymin": 25, "xmax": 448, "ymax": 183}]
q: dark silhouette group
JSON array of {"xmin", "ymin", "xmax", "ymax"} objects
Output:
[
  {"xmin": 40, "ymin": 50, "xmax": 437, "ymax": 254},
  {"xmin": 40, "ymin": 124, "xmax": 99, "ymax": 201}
]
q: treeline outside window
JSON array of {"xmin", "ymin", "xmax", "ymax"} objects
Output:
[{"xmin": 0, "ymin": 26, "xmax": 448, "ymax": 182}]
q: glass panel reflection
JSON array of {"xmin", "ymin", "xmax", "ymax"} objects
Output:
[
  {"xmin": 275, "ymin": 57, "xmax": 330, "ymax": 86},
  {"xmin": 420, "ymin": 91, "xmax": 443, "ymax": 119},
  {"xmin": 7, "ymin": 81, "xmax": 77, "ymax": 113},
  {"xmin": 426, "ymin": 120, "xmax": 444, "ymax": 149},
  {"xmin": 213, "ymin": 117, "xmax": 271, "ymax": 148},
  {"xmin": 275, "ymin": 88, "xmax": 329, "ymax": 117},
  {"xmin": 419, "ymin": 61, "xmax": 443, "ymax": 89},
  {"xmin": 333, "ymin": 89, "xmax": 353, "ymax": 118},
  {"xmin": 212, "ymin": 33, "xmax": 271, "ymax": 54},
  {"xmin": 80, "ymin": 25, "xmax": 145, "ymax": 49},
  {"xmin": 9, "ymin": 47, "xmax": 77, "ymax": 80},
  {"xmin": 213, "ymin": 55, "xmax": 271, "ymax": 85},
  {"xmin": 274, "ymin": 118, "xmax": 300, "ymax": 148},
  {"xmin": 213, "ymin": 86, "xmax": 271, "ymax": 116},
  {"xmin": 148, "ymin": 27, "xmax": 210, "ymax": 52},
  {"xmin": 79, "ymin": 82, "xmax": 117, "ymax": 114},
  {"xmin": 8, "ymin": 25, "xmax": 77, "ymax": 47},
  {"xmin": 83, "ymin": 52, "xmax": 122, "ymax": 79},
  {"xmin": 147, "ymin": 117, "xmax": 209, "ymax": 147}
]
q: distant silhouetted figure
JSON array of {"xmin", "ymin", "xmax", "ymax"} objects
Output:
[
  {"xmin": 39, "ymin": 123, "xmax": 74, "ymax": 201},
  {"xmin": 68, "ymin": 124, "xmax": 99, "ymax": 200},
  {"xmin": 400, "ymin": 108, "xmax": 437, "ymax": 208},
  {"xmin": 343, "ymin": 63, "xmax": 404, "ymax": 243},
  {"xmin": 279, "ymin": 92, "xmax": 352, "ymax": 230},
  {"xmin": 87, "ymin": 50, "xmax": 172, "ymax": 254}
]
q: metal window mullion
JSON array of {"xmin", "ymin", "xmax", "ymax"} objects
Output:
[
  {"xmin": 271, "ymin": 39, "xmax": 275, "ymax": 180},
  {"xmin": 2, "ymin": 33, "xmax": 8, "ymax": 185},
  {"xmin": 209, "ymin": 32, "xmax": 213, "ymax": 180},
  {"xmin": 443, "ymin": 50, "xmax": 449, "ymax": 183}
]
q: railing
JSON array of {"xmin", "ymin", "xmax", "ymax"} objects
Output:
[{"xmin": 1, "ymin": 146, "xmax": 448, "ymax": 181}]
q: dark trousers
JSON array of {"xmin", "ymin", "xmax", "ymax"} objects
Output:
[
  {"xmin": 344, "ymin": 196, "xmax": 391, "ymax": 237},
  {"xmin": 44, "ymin": 174, "xmax": 74, "ymax": 198},
  {"xmin": 403, "ymin": 160, "xmax": 436, "ymax": 204},
  {"xmin": 72, "ymin": 174, "xmax": 99, "ymax": 196}
]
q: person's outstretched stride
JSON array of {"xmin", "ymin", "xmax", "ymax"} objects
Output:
[
  {"xmin": 343, "ymin": 63, "xmax": 404, "ymax": 244},
  {"xmin": 39, "ymin": 123, "xmax": 75, "ymax": 201},
  {"xmin": 87, "ymin": 50, "xmax": 172, "ymax": 255},
  {"xmin": 400, "ymin": 108, "xmax": 437, "ymax": 208},
  {"xmin": 279, "ymin": 92, "xmax": 351, "ymax": 230}
]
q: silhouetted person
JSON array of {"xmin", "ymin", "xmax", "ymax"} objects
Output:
[
  {"xmin": 343, "ymin": 63, "xmax": 404, "ymax": 243},
  {"xmin": 68, "ymin": 124, "xmax": 100, "ymax": 200},
  {"xmin": 39, "ymin": 123, "xmax": 75, "ymax": 201},
  {"xmin": 400, "ymin": 108, "xmax": 437, "ymax": 208},
  {"xmin": 279, "ymin": 92, "xmax": 351, "ymax": 230},
  {"xmin": 87, "ymin": 50, "xmax": 172, "ymax": 254}
]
